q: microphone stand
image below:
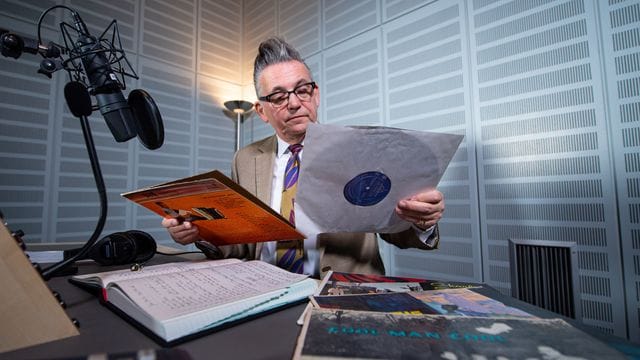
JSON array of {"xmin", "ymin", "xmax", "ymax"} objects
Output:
[{"xmin": 41, "ymin": 112, "xmax": 107, "ymax": 280}]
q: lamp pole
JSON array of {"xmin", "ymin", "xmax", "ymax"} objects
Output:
[{"xmin": 224, "ymin": 100, "xmax": 253, "ymax": 151}]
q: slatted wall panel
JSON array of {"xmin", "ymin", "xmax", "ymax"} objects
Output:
[
  {"xmin": 278, "ymin": 0, "xmax": 321, "ymax": 57},
  {"xmin": 382, "ymin": 0, "xmax": 481, "ymax": 282},
  {"xmin": 323, "ymin": 0, "xmax": 380, "ymax": 48},
  {"xmin": 322, "ymin": 31, "xmax": 383, "ymax": 126},
  {"xmin": 198, "ymin": 0, "xmax": 242, "ymax": 83},
  {"xmin": 196, "ymin": 76, "xmax": 238, "ymax": 176},
  {"xmin": 131, "ymin": 59, "xmax": 196, "ymax": 243},
  {"xmin": 196, "ymin": 0, "xmax": 242, "ymax": 176},
  {"xmin": 0, "ymin": 0, "xmax": 57, "ymax": 241},
  {"xmin": 243, "ymin": 0, "xmax": 276, "ymax": 86},
  {"xmin": 601, "ymin": 0, "xmax": 640, "ymax": 343},
  {"xmin": 470, "ymin": 0, "xmax": 625, "ymax": 336},
  {"xmin": 141, "ymin": 0, "xmax": 196, "ymax": 71},
  {"xmin": 241, "ymin": 0, "xmax": 276, "ymax": 145},
  {"xmin": 383, "ymin": 0, "xmax": 438, "ymax": 21}
]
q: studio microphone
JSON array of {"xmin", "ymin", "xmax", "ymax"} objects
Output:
[
  {"xmin": 70, "ymin": 13, "xmax": 137, "ymax": 143},
  {"xmin": 63, "ymin": 13, "xmax": 164, "ymax": 149}
]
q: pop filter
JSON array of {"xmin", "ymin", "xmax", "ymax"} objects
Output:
[
  {"xmin": 64, "ymin": 81, "xmax": 92, "ymax": 117},
  {"xmin": 128, "ymin": 89, "xmax": 164, "ymax": 150}
]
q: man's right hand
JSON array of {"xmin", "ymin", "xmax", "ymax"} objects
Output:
[{"xmin": 161, "ymin": 217, "xmax": 200, "ymax": 245}]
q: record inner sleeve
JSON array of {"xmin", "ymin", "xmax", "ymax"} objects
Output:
[{"xmin": 296, "ymin": 123, "xmax": 464, "ymax": 233}]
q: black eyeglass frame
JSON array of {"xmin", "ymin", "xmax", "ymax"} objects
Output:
[{"xmin": 258, "ymin": 82, "xmax": 317, "ymax": 106}]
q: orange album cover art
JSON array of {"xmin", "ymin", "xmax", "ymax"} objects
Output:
[{"xmin": 122, "ymin": 171, "xmax": 305, "ymax": 246}]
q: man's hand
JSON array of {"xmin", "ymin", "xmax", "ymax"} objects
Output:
[
  {"xmin": 395, "ymin": 189, "xmax": 444, "ymax": 230},
  {"xmin": 161, "ymin": 217, "xmax": 200, "ymax": 245}
]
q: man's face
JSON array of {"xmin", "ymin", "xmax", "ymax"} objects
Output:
[{"xmin": 255, "ymin": 61, "xmax": 320, "ymax": 144}]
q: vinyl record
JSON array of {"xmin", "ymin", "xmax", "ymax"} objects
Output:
[{"xmin": 343, "ymin": 171, "xmax": 391, "ymax": 206}]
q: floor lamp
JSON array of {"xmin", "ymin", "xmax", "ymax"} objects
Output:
[{"xmin": 224, "ymin": 100, "xmax": 254, "ymax": 151}]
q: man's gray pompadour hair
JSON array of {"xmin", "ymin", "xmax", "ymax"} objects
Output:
[{"xmin": 253, "ymin": 37, "xmax": 311, "ymax": 96}]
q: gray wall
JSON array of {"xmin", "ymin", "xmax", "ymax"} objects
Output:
[{"xmin": 1, "ymin": 0, "xmax": 639, "ymax": 343}]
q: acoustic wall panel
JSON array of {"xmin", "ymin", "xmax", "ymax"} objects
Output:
[
  {"xmin": 0, "ymin": 0, "xmax": 57, "ymax": 29},
  {"xmin": 382, "ymin": 0, "xmax": 481, "ymax": 282},
  {"xmin": 323, "ymin": 0, "xmax": 380, "ymax": 48},
  {"xmin": 241, "ymin": 0, "xmax": 277, "ymax": 147},
  {"xmin": 0, "ymin": 47, "xmax": 55, "ymax": 242},
  {"xmin": 242, "ymin": 0, "xmax": 276, "ymax": 87},
  {"xmin": 141, "ymin": 0, "xmax": 196, "ymax": 70},
  {"xmin": 130, "ymin": 58, "xmax": 196, "ymax": 242},
  {"xmin": 198, "ymin": 0, "xmax": 242, "ymax": 83},
  {"xmin": 470, "ymin": 0, "xmax": 625, "ymax": 336},
  {"xmin": 600, "ymin": 0, "xmax": 640, "ymax": 343},
  {"xmin": 196, "ymin": 76, "xmax": 238, "ymax": 175},
  {"xmin": 0, "ymin": 2, "xmax": 65, "ymax": 241},
  {"xmin": 278, "ymin": 0, "xmax": 321, "ymax": 57},
  {"xmin": 383, "ymin": 0, "xmax": 438, "ymax": 21},
  {"xmin": 322, "ymin": 30, "xmax": 383, "ymax": 126}
]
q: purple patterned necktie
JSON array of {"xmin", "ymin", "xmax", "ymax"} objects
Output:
[{"xmin": 276, "ymin": 144, "xmax": 304, "ymax": 273}]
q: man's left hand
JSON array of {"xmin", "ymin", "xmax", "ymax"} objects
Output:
[{"xmin": 395, "ymin": 189, "xmax": 444, "ymax": 230}]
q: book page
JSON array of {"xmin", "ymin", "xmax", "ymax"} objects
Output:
[
  {"xmin": 109, "ymin": 260, "xmax": 309, "ymax": 321},
  {"xmin": 72, "ymin": 258, "xmax": 241, "ymax": 287},
  {"xmin": 167, "ymin": 278, "xmax": 318, "ymax": 340}
]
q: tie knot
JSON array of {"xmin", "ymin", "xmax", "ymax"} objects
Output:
[{"xmin": 288, "ymin": 144, "xmax": 303, "ymax": 155}]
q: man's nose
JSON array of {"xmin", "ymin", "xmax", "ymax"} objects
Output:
[{"xmin": 287, "ymin": 92, "xmax": 302, "ymax": 110}]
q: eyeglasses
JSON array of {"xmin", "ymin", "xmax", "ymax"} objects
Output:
[{"xmin": 258, "ymin": 82, "xmax": 317, "ymax": 107}]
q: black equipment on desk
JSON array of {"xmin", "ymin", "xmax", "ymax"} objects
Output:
[{"xmin": 64, "ymin": 230, "xmax": 157, "ymax": 266}]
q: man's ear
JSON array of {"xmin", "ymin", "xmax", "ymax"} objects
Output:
[
  {"xmin": 313, "ymin": 84, "xmax": 320, "ymax": 108},
  {"xmin": 254, "ymin": 101, "xmax": 270, "ymax": 124}
]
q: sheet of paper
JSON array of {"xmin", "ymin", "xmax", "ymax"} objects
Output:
[{"xmin": 296, "ymin": 123, "xmax": 463, "ymax": 233}]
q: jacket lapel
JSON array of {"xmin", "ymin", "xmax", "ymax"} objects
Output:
[
  {"xmin": 255, "ymin": 136, "xmax": 276, "ymax": 205},
  {"xmin": 253, "ymin": 135, "xmax": 277, "ymax": 260}
]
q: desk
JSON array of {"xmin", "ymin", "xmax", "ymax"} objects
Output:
[
  {"xmin": 2, "ymin": 255, "xmax": 633, "ymax": 360},
  {"xmin": 2, "ymin": 255, "xmax": 308, "ymax": 360}
]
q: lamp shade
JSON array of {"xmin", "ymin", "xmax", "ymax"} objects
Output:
[{"xmin": 224, "ymin": 100, "xmax": 253, "ymax": 114}]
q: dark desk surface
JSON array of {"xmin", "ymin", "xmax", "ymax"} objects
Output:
[
  {"xmin": 2, "ymin": 255, "xmax": 634, "ymax": 360},
  {"xmin": 2, "ymin": 255, "xmax": 308, "ymax": 360}
]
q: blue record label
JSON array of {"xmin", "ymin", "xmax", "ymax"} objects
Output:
[{"xmin": 343, "ymin": 171, "xmax": 391, "ymax": 206}]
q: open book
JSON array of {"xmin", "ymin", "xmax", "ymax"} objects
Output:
[
  {"xmin": 121, "ymin": 170, "xmax": 305, "ymax": 246},
  {"xmin": 70, "ymin": 259, "xmax": 317, "ymax": 345}
]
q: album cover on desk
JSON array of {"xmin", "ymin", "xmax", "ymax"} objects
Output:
[
  {"xmin": 69, "ymin": 259, "xmax": 317, "ymax": 346},
  {"xmin": 294, "ymin": 308, "xmax": 626, "ymax": 359},
  {"xmin": 121, "ymin": 170, "xmax": 305, "ymax": 246},
  {"xmin": 311, "ymin": 271, "xmax": 530, "ymax": 318}
]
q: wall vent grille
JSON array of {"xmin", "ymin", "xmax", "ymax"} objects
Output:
[{"xmin": 509, "ymin": 239, "xmax": 581, "ymax": 320}]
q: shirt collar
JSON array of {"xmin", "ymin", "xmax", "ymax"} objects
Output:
[{"xmin": 276, "ymin": 136, "xmax": 304, "ymax": 158}]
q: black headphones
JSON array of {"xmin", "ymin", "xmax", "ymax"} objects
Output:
[{"xmin": 64, "ymin": 230, "xmax": 157, "ymax": 266}]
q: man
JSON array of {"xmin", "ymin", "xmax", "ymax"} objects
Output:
[{"xmin": 163, "ymin": 37, "xmax": 444, "ymax": 278}]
